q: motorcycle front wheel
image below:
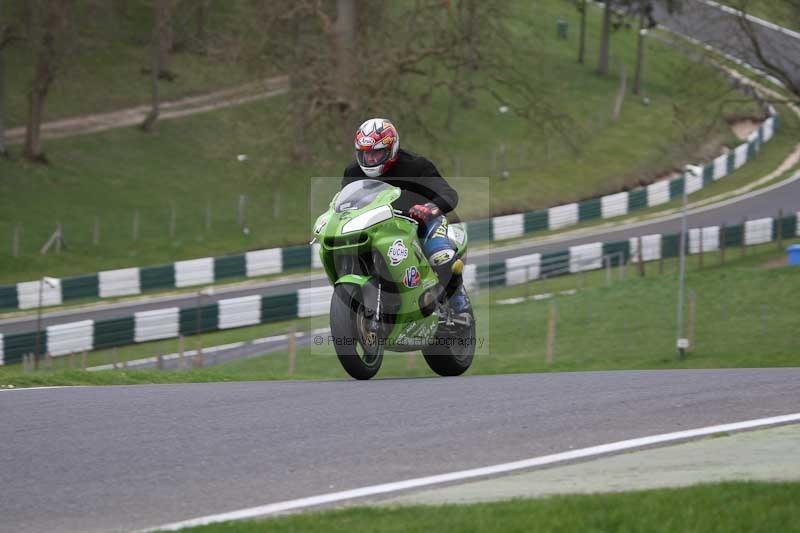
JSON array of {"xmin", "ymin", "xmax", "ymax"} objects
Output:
[{"xmin": 330, "ymin": 284, "xmax": 384, "ymax": 380}]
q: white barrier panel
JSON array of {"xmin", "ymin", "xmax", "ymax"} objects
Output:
[
  {"xmin": 734, "ymin": 143, "xmax": 749, "ymax": 169},
  {"xmin": 747, "ymin": 130, "xmax": 759, "ymax": 143},
  {"xmin": 99, "ymin": 267, "xmax": 141, "ymax": 298},
  {"xmin": 548, "ymin": 203, "xmax": 578, "ymax": 230},
  {"xmin": 744, "ymin": 217, "xmax": 774, "ymax": 245},
  {"xmin": 311, "ymin": 243, "xmax": 323, "ymax": 269},
  {"xmin": 0, "ymin": 334, "xmax": 4, "ymax": 365},
  {"xmin": 629, "ymin": 234, "xmax": 662, "ymax": 262},
  {"xmin": 463, "ymin": 264, "xmax": 477, "ymax": 291},
  {"xmin": 246, "ymin": 248, "xmax": 282, "ymax": 277},
  {"xmin": 47, "ymin": 320, "xmax": 93, "ymax": 356},
  {"xmin": 135, "ymin": 307, "xmax": 179, "ymax": 343},
  {"xmin": 175, "ymin": 257, "xmax": 214, "ymax": 288},
  {"xmin": 298, "ymin": 286, "xmax": 334, "ymax": 318},
  {"xmin": 218, "ymin": 295, "xmax": 261, "ymax": 329},
  {"xmin": 713, "ymin": 153, "xmax": 728, "ymax": 180},
  {"xmin": 601, "ymin": 192, "xmax": 629, "ymax": 219},
  {"xmin": 569, "ymin": 242, "xmax": 603, "ymax": 273},
  {"xmin": 689, "ymin": 226, "xmax": 720, "ymax": 254},
  {"xmin": 685, "ymin": 172, "xmax": 703, "ymax": 195},
  {"xmin": 17, "ymin": 280, "xmax": 63, "ymax": 310},
  {"xmin": 763, "ymin": 117, "xmax": 775, "ymax": 142},
  {"xmin": 492, "ymin": 213, "xmax": 524, "ymax": 241},
  {"xmin": 646, "ymin": 181, "xmax": 669, "ymax": 207},
  {"xmin": 505, "ymin": 253, "xmax": 541, "ymax": 285}
]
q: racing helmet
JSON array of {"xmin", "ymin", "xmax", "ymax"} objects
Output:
[{"xmin": 354, "ymin": 118, "xmax": 400, "ymax": 178}]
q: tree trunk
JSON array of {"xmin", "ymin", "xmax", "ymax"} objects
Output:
[
  {"xmin": 633, "ymin": 6, "xmax": 645, "ymax": 95},
  {"xmin": 597, "ymin": 0, "xmax": 611, "ymax": 76},
  {"xmin": 334, "ymin": 0, "xmax": 356, "ymax": 139},
  {"xmin": 24, "ymin": 0, "xmax": 72, "ymax": 164},
  {"xmin": 156, "ymin": 0, "xmax": 172, "ymax": 79},
  {"xmin": 140, "ymin": 4, "xmax": 160, "ymax": 132},
  {"xmin": 578, "ymin": 0, "xmax": 586, "ymax": 64},
  {"xmin": 195, "ymin": 0, "xmax": 207, "ymax": 54}
]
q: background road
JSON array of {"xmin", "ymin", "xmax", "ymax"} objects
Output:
[
  {"xmin": 2, "ymin": 368, "xmax": 800, "ymax": 532},
  {"xmin": 654, "ymin": 0, "xmax": 800, "ymax": 86}
]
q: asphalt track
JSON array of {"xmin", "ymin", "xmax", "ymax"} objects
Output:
[
  {"xmin": 2, "ymin": 369, "xmax": 799, "ymax": 532},
  {"xmin": 2, "ymin": 169, "xmax": 799, "ymax": 335}
]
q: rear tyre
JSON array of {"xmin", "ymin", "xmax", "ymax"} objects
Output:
[
  {"xmin": 330, "ymin": 284, "xmax": 384, "ymax": 380},
  {"xmin": 422, "ymin": 308, "xmax": 476, "ymax": 377}
]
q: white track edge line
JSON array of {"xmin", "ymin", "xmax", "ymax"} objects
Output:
[{"xmin": 144, "ymin": 412, "xmax": 800, "ymax": 532}]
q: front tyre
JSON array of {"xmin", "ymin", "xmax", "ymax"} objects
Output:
[
  {"xmin": 330, "ymin": 284, "xmax": 384, "ymax": 380},
  {"xmin": 422, "ymin": 309, "xmax": 476, "ymax": 377}
]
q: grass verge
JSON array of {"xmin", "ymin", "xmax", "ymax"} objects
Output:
[{"xmin": 174, "ymin": 481, "xmax": 800, "ymax": 533}]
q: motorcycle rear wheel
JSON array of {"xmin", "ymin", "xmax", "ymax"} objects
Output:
[{"xmin": 330, "ymin": 284, "xmax": 384, "ymax": 380}]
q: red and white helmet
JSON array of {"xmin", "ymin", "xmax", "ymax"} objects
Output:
[{"xmin": 354, "ymin": 118, "xmax": 400, "ymax": 178}]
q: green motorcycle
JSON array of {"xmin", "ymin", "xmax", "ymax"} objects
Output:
[{"xmin": 312, "ymin": 179, "xmax": 476, "ymax": 380}]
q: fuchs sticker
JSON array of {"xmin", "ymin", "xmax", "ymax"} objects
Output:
[
  {"xmin": 403, "ymin": 266, "xmax": 421, "ymax": 288},
  {"xmin": 430, "ymin": 249, "xmax": 455, "ymax": 266},
  {"xmin": 387, "ymin": 239, "xmax": 408, "ymax": 266}
]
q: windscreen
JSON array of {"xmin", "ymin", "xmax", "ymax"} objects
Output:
[{"xmin": 334, "ymin": 179, "xmax": 394, "ymax": 213}]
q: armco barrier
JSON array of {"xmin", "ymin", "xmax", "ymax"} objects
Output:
[
  {"xmin": 0, "ymin": 110, "xmax": 779, "ymax": 312},
  {"xmin": 1, "ymin": 212, "xmax": 796, "ymax": 366}
]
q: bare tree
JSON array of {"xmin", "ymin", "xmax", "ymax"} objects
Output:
[
  {"xmin": 577, "ymin": 0, "xmax": 588, "ymax": 64},
  {"xmin": 23, "ymin": 0, "xmax": 74, "ymax": 164}
]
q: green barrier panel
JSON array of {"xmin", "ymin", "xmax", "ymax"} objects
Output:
[
  {"xmin": 747, "ymin": 140, "xmax": 757, "ymax": 161},
  {"xmin": 661, "ymin": 233, "xmax": 681, "ymax": 258},
  {"xmin": 261, "ymin": 292, "xmax": 299, "ymax": 322},
  {"xmin": 0, "ymin": 285, "xmax": 18, "ymax": 310},
  {"xmin": 602, "ymin": 240, "xmax": 630, "ymax": 266},
  {"xmin": 93, "ymin": 316, "xmax": 135, "ymax": 349},
  {"xmin": 541, "ymin": 250, "xmax": 569, "ymax": 278},
  {"xmin": 179, "ymin": 303, "xmax": 219, "ymax": 336},
  {"xmin": 282, "ymin": 245, "xmax": 312, "ymax": 271},
  {"xmin": 3, "ymin": 331, "xmax": 41, "ymax": 364},
  {"xmin": 214, "ymin": 254, "xmax": 246, "ymax": 280},
  {"xmin": 723, "ymin": 224, "xmax": 743, "ymax": 247},
  {"xmin": 578, "ymin": 198, "xmax": 601, "ymax": 222},
  {"xmin": 669, "ymin": 177, "xmax": 684, "ymax": 200},
  {"xmin": 628, "ymin": 188, "xmax": 647, "ymax": 211},
  {"xmin": 776, "ymin": 214, "xmax": 797, "ymax": 240},
  {"xmin": 466, "ymin": 219, "xmax": 492, "ymax": 243},
  {"xmin": 758, "ymin": 126, "xmax": 765, "ymax": 145},
  {"xmin": 477, "ymin": 262, "xmax": 505, "ymax": 288},
  {"xmin": 524, "ymin": 209, "xmax": 548, "ymax": 234},
  {"xmin": 62, "ymin": 274, "xmax": 99, "ymax": 302},
  {"xmin": 140, "ymin": 264, "xmax": 176, "ymax": 292},
  {"xmin": 727, "ymin": 151, "xmax": 736, "ymax": 174},
  {"xmin": 703, "ymin": 164, "xmax": 714, "ymax": 186}
]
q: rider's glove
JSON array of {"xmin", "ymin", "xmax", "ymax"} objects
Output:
[{"xmin": 408, "ymin": 202, "xmax": 442, "ymax": 223}]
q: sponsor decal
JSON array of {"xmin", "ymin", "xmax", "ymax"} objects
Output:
[
  {"xmin": 430, "ymin": 249, "xmax": 455, "ymax": 266},
  {"xmin": 359, "ymin": 136, "xmax": 376, "ymax": 146},
  {"xmin": 403, "ymin": 265, "xmax": 421, "ymax": 288},
  {"xmin": 433, "ymin": 224, "xmax": 448, "ymax": 239},
  {"xmin": 381, "ymin": 136, "xmax": 395, "ymax": 146},
  {"xmin": 387, "ymin": 239, "xmax": 409, "ymax": 266}
]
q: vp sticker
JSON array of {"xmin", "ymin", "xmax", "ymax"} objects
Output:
[{"xmin": 403, "ymin": 266, "xmax": 421, "ymax": 288}]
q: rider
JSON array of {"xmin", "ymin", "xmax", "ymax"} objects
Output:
[{"xmin": 342, "ymin": 118, "xmax": 470, "ymax": 314}]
